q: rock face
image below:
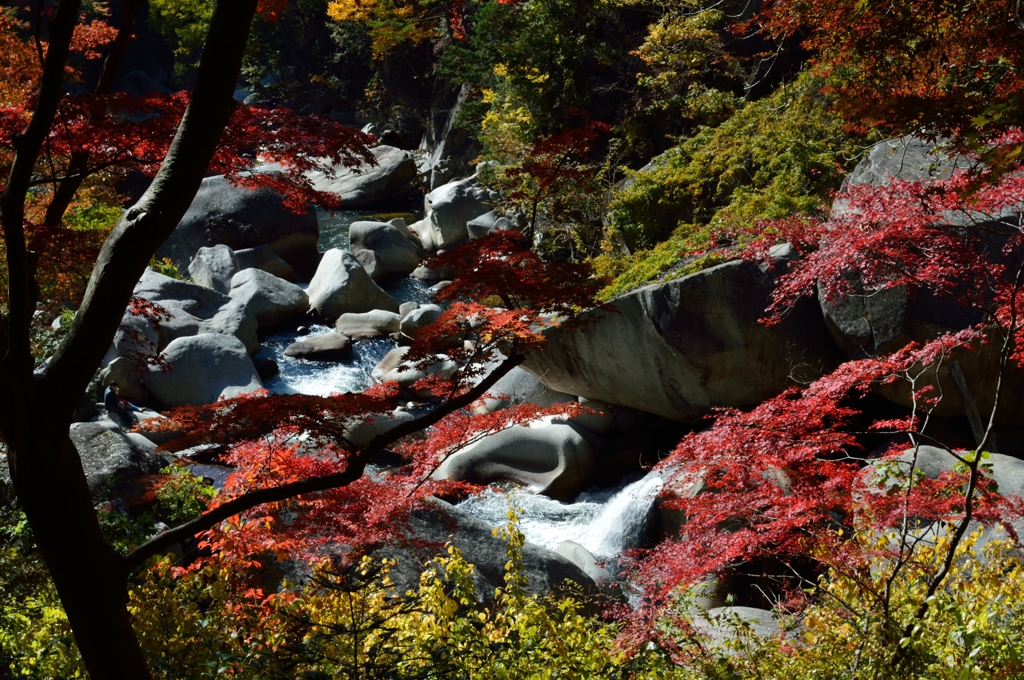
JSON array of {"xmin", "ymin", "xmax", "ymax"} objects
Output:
[
  {"xmin": 306, "ymin": 249, "xmax": 399, "ymax": 319},
  {"xmin": 349, "ymin": 220, "xmax": 424, "ymax": 275},
  {"xmin": 103, "ymin": 270, "xmax": 260, "ymax": 403},
  {"xmin": 476, "ymin": 366, "xmax": 576, "ymax": 413},
  {"xmin": 156, "ymin": 174, "xmax": 320, "ymax": 280},
  {"xmin": 525, "ymin": 257, "xmax": 842, "ymax": 422},
  {"xmin": 283, "ymin": 332, "xmax": 353, "ymax": 362},
  {"xmin": 234, "ymin": 245, "xmax": 298, "ymax": 282},
  {"xmin": 824, "ymin": 137, "xmax": 1024, "ymax": 423},
  {"xmin": 433, "ymin": 420, "xmax": 596, "ymax": 501},
  {"xmin": 69, "ymin": 422, "xmax": 172, "ymax": 495},
  {"xmin": 228, "ymin": 268, "xmax": 309, "ymax": 328},
  {"xmin": 306, "ymin": 145, "xmax": 418, "ymax": 208},
  {"xmin": 335, "ymin": 310, "xmax": 402, "ymax": 340},
  {"xmin": 399, "ymin": 304, "xmax": 442, "ymax": 338},
  {"xmin": 188, "ymin": 244, "xmax": 237, "ymax": 293},
  {"xmin": 373, "ymin": 498, "xmax": 595, "ymax": 602},
  {"xmin": 375, "ymin": 348, "xmax": 458, "ymax": 398},
  {"xmin": 423, "ymin": 176, "xmax": 493, "ymax": 250},
  {"xmin": 144, "ymin": 334, "xmax": 263, "ymax": 408}
]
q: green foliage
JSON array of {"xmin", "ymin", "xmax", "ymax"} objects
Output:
[
  {"xmin": 155, "ymin": 466, "xmax": 217, "ymax": 525},
  {"xmin": 600, "ymin": 71, "xmax": 872, "ymax": 294},
  {"xmin": 148, "ymin": 0, "xmax": 214, "ymax": 76},
  {"xmin": 63, "ymin": 202, "xmax": 123, "ymax": 232},
  {"xmin": 147, "ymin": 257, "xmax": 186, "ymax": 281}
]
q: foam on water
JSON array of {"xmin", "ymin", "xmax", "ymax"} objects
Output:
[{"xmin": 456, "ymin": 472, "xmax": 664, "ymax": 558}]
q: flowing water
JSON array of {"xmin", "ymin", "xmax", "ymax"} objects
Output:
[
  {"xmin": 455, "ymin": 472, "xmax": 664, "ymax": 558},
  {"xmin": 248, "ymin": 208, "xmax": 663, "ymax": 559}
]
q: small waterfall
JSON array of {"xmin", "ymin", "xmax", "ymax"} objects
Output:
[
  {"xmin": 455, "ymin": 471, "xmax": 665, "ymax": 560},
  {"xmin": 580, "ymin": 472, "xmax": 663, "ymax": 558}
]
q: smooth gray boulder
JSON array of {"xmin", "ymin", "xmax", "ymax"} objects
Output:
[
  {"xmin": 234, "ymin": 245, "xmax": 297, "ymax": 282},
  {"xmin": 555, "ymin": 540, "xmax": 610, "ymax": 583},
  {"xmin": 349, "ymin": 220, "xmax": 424, "ymax": 275},
  {"xmin": 354, "ymin": 249, "xmax": 387, "ymax": 282},
  {"xmin": 572, "ymin": 398, "xmax": 615, "ymax": 435},
  {"xmin": 477, "ymin": 365, "xmax": 576, "ymax": 413},
  {"xmin": 407, "ymin": 216, "xmax": 434, "ymax": 252},
  {"xmin": 305, "ymin": 145, "xmax": 418, "ymax": 208},
  {"xmin": 156, "ymin": 174, "xmax": 320, "ymax": 280},
  {"xmin": 868, "ymin": 445, "xmax": 1024, "ymax": 499},
  {"xmin": 104, "ymin": 270, "xmax": 259, "ymax": 399},
  {"xmin": 306, "ymin": 249, "xmax": 399, "ymax": 319},
  {"xmin": 372, "ymin": 498, "xmax": 595, "ymax": 603},
  {"xmin": 693, "ymin": 607, "xmax": 780, "ymax": 647},
  {"xmin": 283, "ymin": 332, "xmax": 352, "ymax": 362},
  {"xmin": 433, "ymin": 420, "xmax": 596, "ymax": 501},
  {"xmin": 467, "ymin": 210, "xmax": 497, "ymax": 240},
  {"xmin": 399, "ymin": 304, "xmax": 443, "ymax": 338},
  {"xmin": 228, "ymin": 268, "xmax": 308, "ymax": 328},
  {"xmin": 344, "ymin": 409, "xmax": 416, "ymax": 448},
  {"xmin": 825, "ymin": 137, "xmax": 1024, "ymax": 422},
  {"xmin": 145, "ymin": 334, "xmax": 263, "ymax": 408},
  {"xmin": 399, "ymin": 301, "xmax": 420, "ymax": 317},
  {"xmin": 69, "ymin": 422, "xmax": 172, "ymax": 495},
  {"xmin": 188, "ymin": 244, "xmax": 237, "ymax": 293},
  {"xmin": 379, "ymin": 353, "xmax": 458, "ymax": 398},
  {"xmin": 334, "ymin": 310, "xmax": 402, "ymax": 340},
  {"xmin": 423, "ymin": 176, "xmax": 493, "ymax": 249},
  {"xmin": 524, "ymin": 257, "xmax": 842, "ymax": 422}
]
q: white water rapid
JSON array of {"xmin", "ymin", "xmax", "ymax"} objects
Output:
[{"xmin": 455, "ymin": 472, "xmax": 664, "ymax": 558}]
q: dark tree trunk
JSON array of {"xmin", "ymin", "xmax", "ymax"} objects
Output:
[{"xmin": 1, "ymin": 1, "xmax": 259, "ymax": 678}]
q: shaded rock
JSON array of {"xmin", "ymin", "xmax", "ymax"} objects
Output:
[
  {"xmin": 572, "ymin": 398, "xmax": 615, "ymax": 435},
  {"xmin": 467, "ymin": 210, "xmax": 497, "ymax": 240},
  {"xmin": 372, "ymin": 346, "xmax": 411, "ymax": 381},
  {"xmin": 349, "ymin": 220, "xmax": 424, "ymax": 274},
  {"xmin": 423, "ymin": 176, "xmax": 493, "ymax": 249},
  {"xmin": 399, "ymin": 304, "xmax": 442, "ymax": 338},
  {"xmin": 378, "ymin": 353, "xmax": 458, "ymax": 398},
  {"xmin": 433, "ymin": 420, "xmax": 596, "ymax": 501},
  {"xmin": 693, "ymin": 607, "xmax": 780, "ymax": 647},
  {"xmin": 372, "ymin": 498, "xmax": 594, "ymax": 603},
  {"xmin": 69, "ymin": 422, "xmax": 171, "ymax": 495},
  {"xmin": 228, "ymin": 268, "xmax": 308, "ymax": 328},
  {"xmin": 156, "ymin": 174, "xmax": 320, "ymax": 281},
  {"xmin": 476, "ymin": 365, "xmax": 576, "ymax": 413},
  {"xmin": 344, "ymin": 409, "xmax": 416, "ymax": 448},
  {"xmin": 255, "ymin": 356, "xmax": 280, "ymax": 381},
  {"xmin": 306, "ymin": 249, "xmax": 399, "ymax": 319},
  {"xmin": 188, "ymin": 244, "xmax": 237, "ymax": 293},
  {"xmin": 407, "ymin": 216, "xmax": 434, "ymax": 252},
  {"xmin": 525, "ymin": 257, "xmax": 842, "ymax": 421},
  {"xmin": 234, "ymin": 245, "xmax": 297, "ymax": 282},
  {"xmin": 145, "ymin": 334, "xmax": 263, "ymax": 408},
  {"xmin": 411, "ymin": 264, "xmax": 454, "ymax": 281},
  {"xmin": 825, "ymin": 137, "xmax": 1024, "ymax": 423},
  {"xmin": 399, "ymin": 301, "xmax": 420, "ymax": 317},
  {"xmin": 555, "ymin": 540, "xmax": 610, "ymax": 583},
  {"xmin": 306, "ymin": 145, "xmax": 418, "ymax": 208},
  {"xmin": 283, "ymin": 332, "xmax": 353, "ymax": 362},
  {"xmin": 354, "ymin": 249, "xmax": 387, "ymax": 282},
  {"xmin": 334, "ymin": 310, "xmax": 402, "ymax": 340}
]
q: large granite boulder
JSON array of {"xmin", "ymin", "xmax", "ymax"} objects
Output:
[
  {"xmin": 156, "ymin": 174, "xmax": 320, "ymax": 281},
  {"xmin": 228, "ymin": 268, "xmax": 308, "ymax": 328},
  {"xmin": 524, "ymin": 254, "xmax": 842, "ymax": 422},
  {"xmin": 349, "ymin": 220, "xmax": 424, "ymax": 275},
  {"xmin": 433, "ymin": 420, "xmax": 596, "ymax": 501},
  {"xmin": 399, "ymin": 304, "xmax": 443, "ymax": 338},
  {"xmin": 476, "ymin": 365, "xmax": 576, "ymax": 413},
  {"xmin": 102, "ymin": 270, "xmax": 260, "ymax": 404},
  {"xmin": 824, "ymin": 137, "xmax": 1024, "ymax": 423},
  {"xmin": 374, "ymin": 347, "xmax": 458, "ymax": 398},
  {"xmin": 334, "ymin": 310, "xmax": 402, "ymax": 340},
  {"xmin": 283, "ymin": 332, "xmax": 353, "ymax": 362},
  {"xmin": 144, "ymin": 334, "xmax": 263, "ymax": 408},
  {"xmin": 372, "ymin": 498, "xmax": 595, "ymax": 602},
  {"xmin": 69, "ymin": 422, "xmax": 172, "ymax": 495},
  {"xmin": 305, "ymin": 145, "xmax": 418, "ymax": 208},
  {"xmin": 234, "ymin": 245, "xmax": 297, "ymax": 282},
  {"xmin": 188, "ymin": 244, "xmax": 238, "ymax": 294},
  {"xmin": 306, "ymin": 249, "xmax": 399, "ymax": 319},
  {"xmin": 423, "ymin": 176, "xmax": 494, "ymax": 250}
]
